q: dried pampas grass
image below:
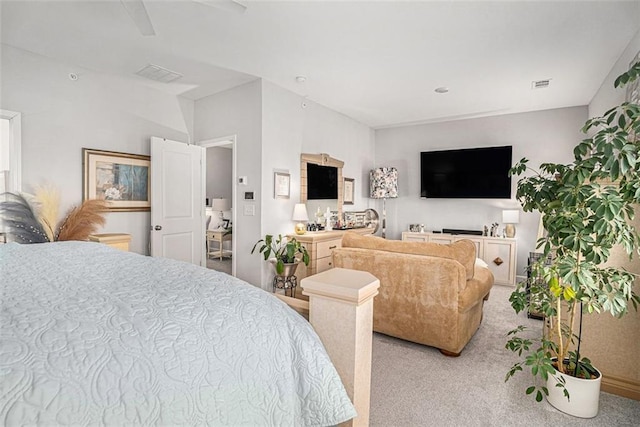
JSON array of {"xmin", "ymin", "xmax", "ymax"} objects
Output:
[
  {"xmin": 56, "ymin": 199, "xmax": 108, "ymax": 241},
  {"xmin": 34, "ymin": 184, "xmax": 60, "ymax": 241}
]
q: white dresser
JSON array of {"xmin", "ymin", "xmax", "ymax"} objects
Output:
[{"xmin": 402, "ymin": 231, "xmax": 517, "ymax": 286}]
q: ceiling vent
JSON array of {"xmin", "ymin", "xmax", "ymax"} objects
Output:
[
  {"xmin": 532, "ymin": 79, "xmax": 551, "ymax": 89},
  {"xmin": 135, "ymin": 64, "xmax": 183, "ymax": 83}
]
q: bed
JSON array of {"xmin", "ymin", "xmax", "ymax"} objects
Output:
[{"xmin": 0, "ymin": 241, "xmax": 356, "ymax": 426}]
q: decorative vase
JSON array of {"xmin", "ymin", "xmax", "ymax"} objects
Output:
[{"xmin": 546, "ymin": 359, "xmax": 602, "ymax": 418}]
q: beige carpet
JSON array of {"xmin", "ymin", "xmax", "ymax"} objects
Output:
[
  {"xmin": 369, "ymin": 284, "xmax": 640, "ymax": 426},
  {"xmin": 206, "ymin": 257, "xmax": 232, "ymax": 275}
]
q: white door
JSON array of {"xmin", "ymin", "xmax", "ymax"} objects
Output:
[{"xmin": 150, "ymin": 137, "xmax": 205, "ymax": 266}]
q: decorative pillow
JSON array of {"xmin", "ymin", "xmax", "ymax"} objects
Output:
[
  {"xmin": 475, "ymin": 258, "xmax": 489, "ymax": 269},
  {"xmin": 341, "ymin": 232, "xmax": 476, "ymax": 279}
]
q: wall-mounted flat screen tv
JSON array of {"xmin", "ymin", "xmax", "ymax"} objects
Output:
[
  {"xmin": 307, "ymin": 163, "xmax": 338, "ymax": 200},
  {"xmin": 420, "ymin": 145, "xmax": 512, "ymax": 199}
]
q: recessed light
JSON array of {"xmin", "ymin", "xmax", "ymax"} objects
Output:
[
  {"xmin": 295, "ymin": 76, "xmax": 307, "ymax": 83},
  {"xmin": 434, "ymin": 87, "xmax": 449, "ymax": 94}
]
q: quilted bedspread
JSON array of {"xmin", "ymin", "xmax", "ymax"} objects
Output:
[{"xmin": 0, "ymin": 242, "xmax": 356, "ymax": 426}]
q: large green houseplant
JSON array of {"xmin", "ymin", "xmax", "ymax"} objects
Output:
[
  {"xmin": 505, "ymin": 60, "xmax": 640, "ymax": 414},
  {"xmin": 252, "ymin": 234, "xmax": 310, "ymax": 275}
]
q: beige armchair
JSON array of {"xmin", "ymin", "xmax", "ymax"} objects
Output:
[{"xmin": 332, "ymin": 232, "xmax": 494, "ymax": 356}]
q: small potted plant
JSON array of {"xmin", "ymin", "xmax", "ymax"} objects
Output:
[
  {"xmin": 252, "ymin": 234, "xmax": 310, "ymax": 276},
  {"xmin": 504, "ymin": 60, "xmax": 640, "ymax": 418}
]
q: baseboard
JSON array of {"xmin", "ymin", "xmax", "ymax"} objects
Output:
[{"xmin": 601, "ymin": 374, "xmax": 640, "ymax": 401}]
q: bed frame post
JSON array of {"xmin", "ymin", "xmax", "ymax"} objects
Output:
[{"xmin": 301, "ymin": 268, "xmax": 380, "ymax": 427}]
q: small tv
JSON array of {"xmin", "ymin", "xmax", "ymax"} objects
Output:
[
  {"xmin": 307, "ymin": 163, "xmax": 338, "ymax": 200},
  {"xmin": 420, "ymin": 146, "xmax": 512, "ymax": 199}
]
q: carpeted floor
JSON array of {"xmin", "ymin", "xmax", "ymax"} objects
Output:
[
  {"xmin": 206, "ymin": 257, "xmax": 232, "ymax": 275},
  {"xmin": 370, "ymin": 284, "xmax": 640, "ymax": 426}
]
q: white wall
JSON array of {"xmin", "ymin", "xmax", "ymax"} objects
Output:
[
  {"xmin": 1, "ymin": 46, "xmax": 192, "ymax": 254},
  {"xmin": 259, "ymin": 81, "xmax": 376, "ymax": 289},
  {"xmin": 206, "ymin": 147, "xmax": 232, "ymax": 202},
  {"xmin": 590, "ymin": 29, "xmax": 640, "ymax": 117},
  {"xmin": 374, "ymin": 107, "xmax": 588, "ymax": 278},
  {"xmin": 194, "ymin": 80, "xmax": 263, "ymax": 287}
]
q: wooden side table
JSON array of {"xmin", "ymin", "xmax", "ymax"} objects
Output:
[
  {"xmin": 207, "ymin": 229, "xmax": 232, "ymax": 260},
  {"xmin": 88, "ymin": 233, "xmax": 131, "ymax": 251}
]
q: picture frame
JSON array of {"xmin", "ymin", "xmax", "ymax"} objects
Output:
[
  {"xmin": 223, "ymin": 219, "xmax": 231, "ymax": 229},
  {"xmin": 83, "ymin": 148, "xmax": 151, "ymax": 212},
  {"xmin": 274, "ymin": 172, "xmax": 290, "ymax": 199},
  {"xmin": 343, "ymin": 177, "xmax": 355, "ymax": 205}
]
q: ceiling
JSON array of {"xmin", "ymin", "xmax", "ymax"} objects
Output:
[{"xmin": 2, "ymin": 0, "xmax": 640, "ymax": 129}]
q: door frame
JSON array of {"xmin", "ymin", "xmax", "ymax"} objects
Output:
[
  {"xmin": 0, "ymin": 109, "xmax": 22, "ymax": 192},
  {"xmin": 198, "ymin": 135, "xmax": 237, "ymax": 277}
]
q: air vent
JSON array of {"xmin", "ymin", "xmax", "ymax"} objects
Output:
[
  {"xmin": 135, "ymin": 64, "xmax": 183, "ymax": 83},
  {"xmin": 532, "ymin": 79, "xmax": 551, "ymax": 89}
]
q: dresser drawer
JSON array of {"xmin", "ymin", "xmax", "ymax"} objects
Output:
[
  {"xmin": 317, "ymin": 239, "xmax": 342, "ymax": 259},
  {"xmin": 317, "ymin": 256, "xmax": 335, "ymax": 273}
]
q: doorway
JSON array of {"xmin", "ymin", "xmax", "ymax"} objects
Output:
[{"xmin": 199, "ymin": 135, "xmax": 237, "ymax": 276}]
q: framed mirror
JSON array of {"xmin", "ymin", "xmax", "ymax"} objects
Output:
[{"xmin": 300, "ymin": 153, "xmax": 344, "ymax": 219}]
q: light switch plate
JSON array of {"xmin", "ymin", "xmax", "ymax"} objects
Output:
[{"xmin": 243, "ymin": 204, "xmax": 255, "ymax": 216}]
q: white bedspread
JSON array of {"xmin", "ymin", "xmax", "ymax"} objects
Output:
[{"xmin": 0, "ymin": 242, "xmax": 356, "ymax": 426}]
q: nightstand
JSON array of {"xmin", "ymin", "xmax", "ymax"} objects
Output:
[
  {"xmin": 207, "ymin": 229, "xmax": 232, "ymax": 260},
  {"xmin": 88, "ymin": 233, "xmax": 132, "ymax": 251}
]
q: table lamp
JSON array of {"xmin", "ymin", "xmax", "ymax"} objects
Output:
[
  {"xmin": 211, "ymin": 198, "xmax": 230, "ymax": 228},
  {"xmin": 502, "ymin": 209, "xmax": 520, "ymax": 238},
  {"xmin": 292, "ymin": 203, "xmax": 309, "ymax": 235},
  {"xmin": 370, "ymin": 167, "xmax": 398, "ymax": 238}
]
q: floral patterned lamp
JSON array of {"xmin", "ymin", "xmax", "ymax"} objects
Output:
[{"xmin": 370, "ymin": 167, "xmax": 398, "ymax": 238}]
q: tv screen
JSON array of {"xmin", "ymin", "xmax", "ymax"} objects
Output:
[
  {"xmin": 420, "ymin": 146, "xmax": 512, "ymax": 199},
  {"xmin": 307, "ymin": 163, "xmax": 338, "ymax": 200}
]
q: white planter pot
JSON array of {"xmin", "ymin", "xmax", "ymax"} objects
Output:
[{"xmin": 546, "ymin": 360, "xmax": 602, "ymax": 418}]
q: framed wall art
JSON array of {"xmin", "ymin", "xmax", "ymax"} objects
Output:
[
  {"xmin": 83, "ymin": 148, "xmax": 151, "ymax": 212},
  {"xmin": 343, "ymin": 177, "xmax": 355, "ymax": 205},
  {"xmin": 274, "ymin": 172, "xmax": 290, "ymax": 199}
]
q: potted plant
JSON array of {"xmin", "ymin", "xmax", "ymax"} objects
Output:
[
  {"xmin": 505, "ymin": 60, "xmax": 640, "ymax": 418},
  {"xmin": 252, "ymin": 234, "xmax": 310, "ymax": 276}
]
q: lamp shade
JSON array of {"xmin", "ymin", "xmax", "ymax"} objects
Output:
[
  {"xmin": 370, "ymin": 167, "xmax": 398, "ymax": 199},
  {"xmin": 292, "ymin": 203, "xmax": 309, "ymax": 221},
  {"xmin": 502, "ymin": 209, "xmax": 520, "ymax": 224},
  {"xmin": 212, "ymin": 198, "xmax": 230, "ymax": 212}
]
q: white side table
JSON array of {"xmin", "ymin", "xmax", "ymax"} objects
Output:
[{"xmin": 207, "ymin": 229, "xmax": 232, "ymax": 260}]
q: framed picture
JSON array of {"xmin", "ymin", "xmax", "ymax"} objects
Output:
[
  {"xmin": 223, "ymin": 219, "xmax": 231, "ymax": 229},
  {"xmin": 83, "ymin": 148, "xmax": 151, "ymax": 212},
  {"xmin": 274, "ymin": 172, "xmax": 290, "ymax": 199},
  {"xmin": 344, "ymin": 177, "xmax": 355, "ymax": 205}
]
